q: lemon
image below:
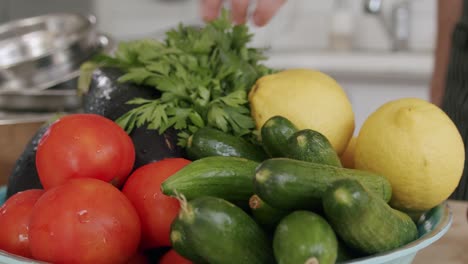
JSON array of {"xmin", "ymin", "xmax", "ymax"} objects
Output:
[
  {"xmin": 355, "ymin": 98, "xmax": 465, "ymax": 212},
  {"xmin": 249, "ymin": 69, "xmax": 354, "ymax": 155},
  {"xmin": 340, "ymin": 136, "xmax": 357, "ymax": 169}
]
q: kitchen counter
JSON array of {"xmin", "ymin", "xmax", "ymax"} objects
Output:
[
  {"xmin": 414, "ymin": 200, "xmax": 468, "ymax": 264},
  {"xmin": 265, "ymin": 51, "xmax": 433, "ymax": 83}
]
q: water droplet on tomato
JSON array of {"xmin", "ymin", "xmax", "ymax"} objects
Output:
[
  {"xmin": 0, "ymin": 206, "xmax": 7, "ymax": 215},
  {"xmin": 77, "ymin": 210, "xmax": 90, "ymax": 223},
  {"xmin": 18, "ymin": 234, "xmax": 28, "ymax": 242}
]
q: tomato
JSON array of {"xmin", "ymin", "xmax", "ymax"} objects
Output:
[
  {"xmin": 159, "ymin": 249, "xmax": 192, "ymax": 264},
  {"xmin": 0, "ymin": 189, "xmax": 44, "ymax": 258},
  {"xmin": 122, "ymin": 158, "xmax": 191, "ymax": 249},
  {"xmin": 36, "ymin": 114, "xmax": 135, "ymax": 189},
  {"xmin": 126, "ymin": 251, "xmax": 149, "ymax": 264},
  {"xmin": 29, "ymin": 178, "xmax": 141, "ymax": 264}
]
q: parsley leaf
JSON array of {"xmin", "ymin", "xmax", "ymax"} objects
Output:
[{"xmin": 89, "ymin": 9, "xmax": 274, "ymax": 147}]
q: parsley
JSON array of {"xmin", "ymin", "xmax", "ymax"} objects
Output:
[{"xmin": 91, "ymin": 10, "xmax": 274, "ymax": 147}]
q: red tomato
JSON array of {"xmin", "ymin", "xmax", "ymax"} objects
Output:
[
  {"xmin": 122, "ymin": 158, "xmax": 191, "ymax": 249},
  {"xmin": 36, "ymin": 114, "xmax": 135, "ymax": 189},
  {"xmin": 29, "ymin": 178, "xmax": 141, "ymax": 264},
  {"xmin": 0, "ymin": 189, "xmax": 44, "ymax": 258},
  {"xmin": 159, "ymin": 249, "xmax": 192, "ymax": 264},
  {"xmin": 126, "ymin": 251, "xmax": 149, "ymax": 264}
]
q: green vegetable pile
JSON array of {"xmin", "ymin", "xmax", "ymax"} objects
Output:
[{"xmin": 91, "ymin": 11, "xmax": 274, "ymax": 146}]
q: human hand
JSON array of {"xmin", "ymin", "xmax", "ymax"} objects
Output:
[{"xmin": 200, "ymin": 0, "xmax": 286, "ymax": 26}]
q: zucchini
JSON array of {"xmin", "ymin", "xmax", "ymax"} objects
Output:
[
  {"xmin": 249, "ymin": 194, "xmax": 289, "ymax": 231},
  {"xmin": 186, "ymin": 127, "xmax": 268, "ymax": 162},
  {"xmin": 322, "ymin": 179, "xmax": 418, "ymax": 255},
  {"xmin": 273, "ymin": 211, "xmax": 337, "ymax": 264},
  {"xmin": 254, "ymin": 158, "xmax": 392, "ymax": 210},
  {"xmin": 285, "ymin": 129, "xmax": 342, "ymax": 167},
  {"xmin": 170, "ymin": 220, "xmax": 207, "ymax": 264},
  {"xmin": 161, "ymin": 156, "xmax": 258, "ymax": 203},
  {"xmin": 261, "ymin": 116, "xmax": 298, "ymax": 157},
  {"xmin": 173, "ymin": 196, "xmax": 275, "ymax": 264}
]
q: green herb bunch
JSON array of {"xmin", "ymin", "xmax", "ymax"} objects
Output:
[{"xmin": 92, "ymin": 10, "xmax": 274, "ymax": 146}]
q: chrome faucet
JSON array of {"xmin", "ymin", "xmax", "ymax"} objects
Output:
[{"xmin": 363, "ymin": 0, "xmax": 410, "ymax": 51}]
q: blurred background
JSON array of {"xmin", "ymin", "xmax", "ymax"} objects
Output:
[
  {"xmin": 0, "ymin": 0, "xmax": 435, "ymax": 182},
  {"xmin": 1, "ymin": 0, "xmax": 436, "ymax": 130}
]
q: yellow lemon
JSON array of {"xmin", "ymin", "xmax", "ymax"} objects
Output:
[
  {"xmin": 340, "ymin": 136, "xmax": 357, "ymax": 169},
  {"xmin": 249, "ymin": 69, "xmax": 354, "ymax": 155},
  {"xmin": 355, "ymin": 98, "xmax": 465, "ymax": 212}
]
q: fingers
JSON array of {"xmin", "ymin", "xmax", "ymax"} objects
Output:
[
  {"xmin": 231, "ymin": 0, "xmax": 250, "ymax": 24},
  {"xmin": 201, "ymin": 0, "xmax": 223, "ymax": 22},
  {"xmin": 253, "ymin": 0, "xmax": 286, "ymax": 26}
]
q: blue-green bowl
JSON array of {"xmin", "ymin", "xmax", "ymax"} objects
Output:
[{"xmin": 0, "ymin": 185, "xmax": 453, "ymax": 264}]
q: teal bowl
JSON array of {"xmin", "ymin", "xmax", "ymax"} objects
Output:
[{"xmin": 0, "ymin": 185, "xmax": 453, "ymax": 264}]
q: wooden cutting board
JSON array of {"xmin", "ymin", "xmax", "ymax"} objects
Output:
[{"xmin": 413, "ymin": 200, "xmax": 468, "ymax": 264}]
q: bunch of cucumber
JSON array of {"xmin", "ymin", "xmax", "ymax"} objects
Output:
[{"xmin": 161, "ymin": 116, "xmax": 419, "ymax": 264}]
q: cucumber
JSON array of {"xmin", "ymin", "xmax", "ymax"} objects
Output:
[
  {"xmin": 161, "ymin": 156, "xmax": 258, "ymax": 203},
  {"xmin": 249, "ymin": 194, "xmax": 289, "ymax": 231},
  {"xmin": 173, "ymin": 196, "xmax": 275, "ymax": 264},
  {"xmin": 285, "ymin": 129, "xmax": 342, "ymax": 167},
  {"xmin": 186, "ymin": 127, "xmax": 268, "ymax": 162},
  {"xmin": 170, "ymin": 220, "xmax": 207, "ymax": 264},
  {"xmin": 273, "ymin": 211, "xmax": 337, "ymax": 264},
  {"xmin": 261, "ymin": 116, "xmax": 298, "ymax": 157},
  {"xmin": 337, "ymin": 238, "xmax": 359, "ymax": 262},
  {"xmin": 322, "ymin": 179, "xmax": 418, "ymax": 255},
  {"xmin": 254, "ymin": 158, "xmax": 392, "ymax": 210}
]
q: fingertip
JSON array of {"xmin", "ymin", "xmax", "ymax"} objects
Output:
[{"xmin": 200, "ymin": 0, "xmax": 222, "ymax": 22}]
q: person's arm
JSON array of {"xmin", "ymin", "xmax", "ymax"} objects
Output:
[
  {"xmin": 430, "ymin": 0, "xmax": 463, "ymax": 106},
  {"xmin": 200, "ymin": 0, "xmax": 285, "ymax": 26}
]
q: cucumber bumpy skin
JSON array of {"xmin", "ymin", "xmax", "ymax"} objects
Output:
[{"xmin": 322, "ymin": 179, "xmax": 418, "ymax": 255}]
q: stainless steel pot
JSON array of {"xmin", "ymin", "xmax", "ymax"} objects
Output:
[
  {"xmin": 0, "ymin": 13, "xmax": 98, "ymax": 92},
  {"xmin": 0, "ymin": 34, "xmax": 115, "ymax": 112}
]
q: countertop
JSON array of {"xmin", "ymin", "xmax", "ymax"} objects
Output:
[
  {"xmin": 413, "ymin": 200, "xmax": 468, "ymax": 264},
  {"xmin": 265, "ymin": 51, "xmax": 433, "ymax": 83}
]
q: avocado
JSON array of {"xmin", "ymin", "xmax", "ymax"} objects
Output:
[{"xmin": 84, "ymin": 67, "xmax": 184, "ymax": 169}]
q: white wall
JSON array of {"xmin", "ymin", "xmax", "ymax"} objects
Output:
[{"xmin": 92, "ymin": 0, "xmax": 437, "ymax": 52}]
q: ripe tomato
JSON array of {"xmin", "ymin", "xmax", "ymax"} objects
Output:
[
  {"xmin": 0, "ymin": 189, "xmax": 44, "ymax": 258},
  {"xmin": 159, "ymin": 249, "xmax": 192, "ymax": 264},
  {"xmin": 29, "ymin": 178, "xmax": 141, "ymax": 264},
  {"xmin": 126, "ymin": 251, "xmax": 149, "ymax": 264},
  {"xmin": 122, "ymin": 158, "xmax": 191, "ymax": 249},
  {"xmin": 36, "ymin": 114, "xmax": 135, "ymax": 189}
]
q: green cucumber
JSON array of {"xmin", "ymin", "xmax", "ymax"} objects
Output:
[
  {"xmin": 186, "ymin": 127, "xmax": 268, "ymax": 161},
  {"xmin": 285, "ymin": 129, "xmax": 342, "ymax": 167},
  {"xmin": 322, "ymin": 179, "xmax": 418, "ymax": 255},
  {"xmin": 249, "ymin": 194, "xmax": 289, "ymax": 231},
  {"xmin": 170, "ymin": 219, "xmax": 207, "ymax": 264},
  {"xmin": 273, "ymin": 211, "xmax": 338, "ymax": 264},
  {"xmin": 254, "ymin": 158, "xmax": 392, "ymax": 210},
  {"xmin": 337, "ymin": 238, "xmax": 359, "ymax": 262},
  {"xmin": 173, "ymin": 196, "xmax": 275, "ymax": 264},
  {"xmin": 161, "ymin": 156, "xmax": 258, "ymax": 203},
  {"xmin": 261, "ymin": 116, "xmax": 298, "ymax": 157}
]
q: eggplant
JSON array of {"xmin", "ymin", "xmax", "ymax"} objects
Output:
[
  {"xmin": 84, "ymin": 67, "xmax": 185, "ymax": 169},
  {"xmin": 83, "ymin": 67, "xmax": 160, "ymax": 120},
  {"xmin": 6, "ymin": 123, "xmax": 48, "ymax": 198}
]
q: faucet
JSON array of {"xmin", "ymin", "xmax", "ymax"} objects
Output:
[{"xmin": 363, "ymin": 0, "xmax": 411, "ymax": 51}]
